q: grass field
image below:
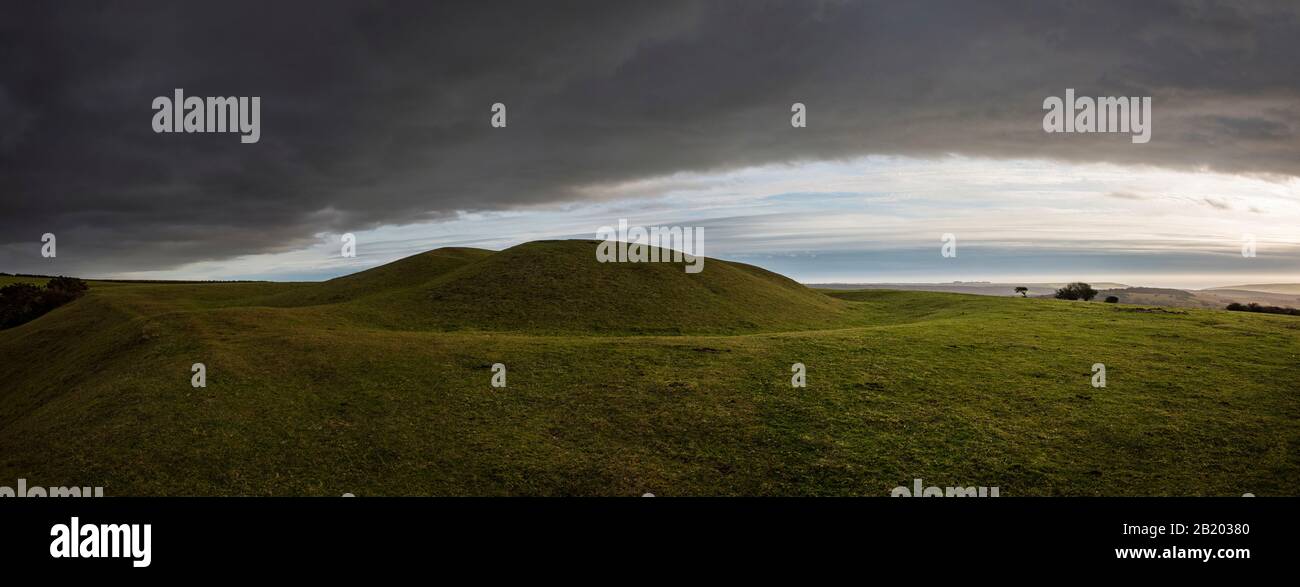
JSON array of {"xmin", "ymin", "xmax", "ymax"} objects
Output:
[{"xmin": 2, "ymin": 240, "xmax": 1297, "ymax": 496}]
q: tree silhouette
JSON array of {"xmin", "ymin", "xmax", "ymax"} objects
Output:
[{"xmin": 1054, "ymin": 282, "xmax": 1098, "ymax": 301}]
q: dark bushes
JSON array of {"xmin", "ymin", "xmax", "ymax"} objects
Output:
[
  {"xmin": 1226, "ymin": 302, "xmax": 1300, "ymax": 316},
  {"xmin": 1054, "ymin": 282, "xmax": 1098, "ymax": 301},
  {"xmin": 0, "ymin": 277, "xmax": 89, "ymax": 329}
]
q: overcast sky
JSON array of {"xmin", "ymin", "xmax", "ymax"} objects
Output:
[{"xmin": 2, "ymin": 1, "xmax": 1298, "ymax": 287}]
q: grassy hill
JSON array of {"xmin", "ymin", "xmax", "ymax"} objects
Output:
[
  {"xmin": 1, "ymin": 241, "xmax": 1298, "ymax": 496},
  {"xmin": 247, "ymin": 240, "xmax": 851, "ymax": 334}
]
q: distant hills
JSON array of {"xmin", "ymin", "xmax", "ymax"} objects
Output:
[
  {"xmin": 1208, "ymin": 284, "xmax": 1300, "ymax": 295},
  {"xmin": 808, "ymin": 282, "xmax": 1129, "ymax": 297},
  {"xmin": 810, "ymin": 281, "xmax": 1300, "ymax": 311},
  {"xmin": 1103, "ymin": 287, "xmax": 1300, "ymax": 310}
]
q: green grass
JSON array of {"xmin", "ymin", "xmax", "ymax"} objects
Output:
[{"xmin": 1, "ymin": 241, "xmax": 1297, "ymax": 496}]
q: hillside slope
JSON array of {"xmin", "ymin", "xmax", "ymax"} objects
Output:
[{"xmin": 250, "ymin": 247, "xmax": 493, "ymax": 307}]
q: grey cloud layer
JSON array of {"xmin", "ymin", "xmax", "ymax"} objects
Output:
[{"xmin": 2, "ymin": 0, "xmax": 1297, "ymax": 274}]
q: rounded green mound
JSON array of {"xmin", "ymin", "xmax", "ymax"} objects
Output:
[{"xmin": 342, "ymin": 240, "xmax": 847, "ymax": 334}]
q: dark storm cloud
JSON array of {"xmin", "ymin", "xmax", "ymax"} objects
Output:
[{"xmin": 2, "ymin": 0, "xmax": 1298, "ymax": 274}]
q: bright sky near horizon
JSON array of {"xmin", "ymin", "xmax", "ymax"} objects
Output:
[{"xmin": 108, "ymin": 155, "xmax": 1300, "ymax": 290}]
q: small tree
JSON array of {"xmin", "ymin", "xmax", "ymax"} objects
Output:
[
  {"xmin": 1014, "ymin": 286, "xmax": 1028, "ymax": 297},
  {"xmin": 1104, "ymin": 296, "xmax": 1119, "ymax": 303},
  {"xmin": 1054, "ymin": 282, "xmax": 1098, "ymax": 301}
]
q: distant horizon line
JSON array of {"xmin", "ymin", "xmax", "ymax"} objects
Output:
[
  {"xmin": 801, "ymin": 280, "xmax": 1297, "ymax": 292},
  {"xmin": 7, "ymin": 270, "xmax": 1297, "ymax": 294}
]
